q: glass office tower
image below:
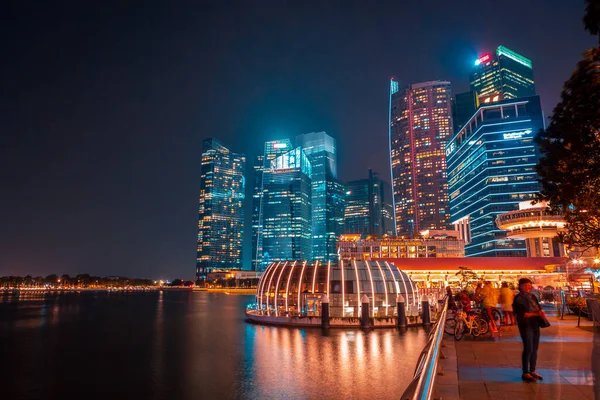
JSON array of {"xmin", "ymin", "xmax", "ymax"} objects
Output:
[
  {"xmin": 251, "ymin": 140, "xmax": 294, "ymax": 271},
  {"xmin": 446, "ymin": 96, "xmax": 544, "ymax": 257},
  {"xmin": 470, "ymin": 45, "xmax": 535, "ymax": 100},
  {"xmin": 389, "ymin": 80, "xmax": 453, "ymax": 237},
  {"xmin": 344, "ymin": 169, "xmax": 394, "ymax": 236},
  {"xmin": 295, "ymin": 132, "xmax": 344, "ymax": 262},
  {"xmin": 196, "ymin": 139, "xmax": 245, "ymax": 279},
  {"xmin": 452, "ymin": 91, "xmax": 479, "ymax": 135},
  {"xmin": 261, "ymin": 147, "xmax": 313, "ymax": 266}
]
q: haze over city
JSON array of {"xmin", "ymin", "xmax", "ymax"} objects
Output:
[{"xmin": 1, "ymin": 1, "xmax": 595, "ymax": 279}]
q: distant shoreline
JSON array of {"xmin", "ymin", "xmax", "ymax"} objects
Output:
[{"xmin": 193, "ymin": 287, "xmax": 255, "ymax": 295}]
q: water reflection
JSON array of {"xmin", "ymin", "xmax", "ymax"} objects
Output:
[
  {"xmin": 0, "ymin": 292, "xmax": 426, "ymax": 400},
  {"xmin": 240, "ymin": 323, "xmax": 426, "ymax": 399}
]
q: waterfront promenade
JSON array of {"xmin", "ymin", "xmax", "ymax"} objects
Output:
[{"xmin": 437, "ymin": 307, "xmax": 597, "ymax": 400}]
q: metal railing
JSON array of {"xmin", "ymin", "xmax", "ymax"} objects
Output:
[{"xmin": 399, "ymin": 296, "xmax": 448, "ymax": 400}]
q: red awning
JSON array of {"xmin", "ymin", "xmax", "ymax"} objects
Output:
[{"xmin": 375, "ymin": 257, "xmax": 566, "ymax": 272}]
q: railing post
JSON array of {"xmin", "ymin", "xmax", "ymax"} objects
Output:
[
  {"xmin": 321, "ymin": 295, "xmax": 330, "ymax": 329},
  {"xmin": 397, "ymin": 294, "xmax": 407, "ymax": 329}
]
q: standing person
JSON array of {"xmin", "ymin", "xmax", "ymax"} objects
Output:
[
  {"xmin": 481, "ymin": 281, "xmax": 499, "ymax": 333},
  {"xmin": 475, "ymin": 282, "xmax": 484, "ymax": 305},
  {"xmin": 459, "ymin": 290, "xmax": 471, "ymax": 313},
  {"xmin": 513, "ymin": 278, "xmax": 546, "ymax": 382},
  {"xmin": 446, "ymin": 287, "xmax": 457, "ymax": 311},
  {"xmin": 500, "ymin": 282, "xmax": 516, "ymax": 326}
]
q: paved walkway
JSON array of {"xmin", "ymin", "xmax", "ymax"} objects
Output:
[{"xmin": 436, "ymin": 305, "xmax": 598, "ymax": 400}]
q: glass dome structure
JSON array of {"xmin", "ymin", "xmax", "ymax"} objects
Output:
[{"xmin": 253, "ymin": 260, "xmax": 418, "ymax": 318}]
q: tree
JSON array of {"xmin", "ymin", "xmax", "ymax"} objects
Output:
[
  {"xmin": 60, "ymin": 274, "xmax": 72, "ymax": 286},
  {"xmin": 455, "ymin": 266, "xmax": 479, "ymax": 288},
  {"xmin": 585, "ymin": 0, "xmax": 600, "ymax": 42},
  {"xmin": 535, "ymin": 46, "xmax": 600, "ymax": 252}
]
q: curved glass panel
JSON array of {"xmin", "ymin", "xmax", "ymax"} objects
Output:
[{"xmin": 255, "ymin": 261, "xmax": 417, "ymax": 318}]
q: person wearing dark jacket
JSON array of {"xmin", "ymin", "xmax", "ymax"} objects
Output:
[{"xmin": 512, "ymin": 277, "xmax": 545, "ymax": 382}]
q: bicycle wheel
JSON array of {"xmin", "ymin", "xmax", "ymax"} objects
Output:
[
  {"xmin": 454, "ymin": 320, "xmax": 464, "ymax": 341},
  {"xmin": 445, "ymin": 315, "xmax": 456, "ymax": 335},
  {"xmin": 471, "ymin": 319, "xmax": 481, "ymax": 337},
  {"xmin": 477, "ymin": 317, "xmax": 489, "ymax": 335}
]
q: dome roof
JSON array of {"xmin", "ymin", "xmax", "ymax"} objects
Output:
[{"xmin": 255, "ymin": 260, "xmax": 417, "ymax": 318}]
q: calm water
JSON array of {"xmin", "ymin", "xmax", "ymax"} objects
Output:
[{"xmin": 0, "ymin": 291, "xmax": 428, "ymax": 399}]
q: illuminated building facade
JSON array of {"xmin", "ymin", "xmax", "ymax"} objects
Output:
[
  {"xmin": 446, "ymin": 96, "xmax": 545, "ymax": 257},
  {"xmin": 261, "ymin": 147, "xmax": 313, "ymax": 267},
  {"xmin": 470, "ymin": 45, "xmax": 535, "ymax": 101},
  {"xmin": 196, "ymin": 138, "xmax": 245, "ymax": 279},
  {"xmin": 389, "ymin": 80, "xmax": 453, "ymax": 237},
  {"xmin": 295, "ymin": 132, "xmax": 344, "ymax": 262},
  {"xmin": 337, "ymin": 232, "xmax": 465, "ymax": 259},
  {"xmin": 344, "ymin": 169, "xmax": 394, "ymax": 236},
  {"xmin": 496, "ymin": 201, "xmax": 566, "ymax": 257},
  {"xmin": 251, "ymin": 140, "xmax": 294, "ymax": 270}
]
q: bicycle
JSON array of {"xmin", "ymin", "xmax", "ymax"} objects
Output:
[
  {"xmin": 444, "ymin": 308, "xmax": 457, "ymax": 335},
  {"xmin": 481, "ymin": 306, "xmax": 503, "ymax": 334},
  {"xmin": 454, "ymin": 310, "xmax": 484, "ymax": 340}
]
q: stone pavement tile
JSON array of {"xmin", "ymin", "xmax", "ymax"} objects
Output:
[
  {"xmin": 529, "ymin": 383, "xmax": 594, "ymax": 400},
  {"xmin": 484, "ymin": 381, "xmax": 535, "ymax": 393},
  {"xmin": 458, "ymin": 380, "xmax": 487, "ymax": 398},
  {"xmin": 562, "ymin": 372, "xmax": 594, "ymax": 386},
  {"xmin": 435, "ymin": 383, "xmax": 459, "ymax": 400},
  {"xmin": 458, "ymin": 367, "xmax": 483, "ymax": 381},
  {"xmin": 487, "ymin": 390, "xmax": 510, "ymax": 400},
  {"xmin": 494, "ymin": 368, "xmax": 567, "ymax": 384},
  {"xmin": 571, "ymin": 384, "xmax": 595, "ymax": 399},
  {"xmin": 436, "ymin": 369, "xmax": 458, "ymax": 386},
  {"xmin": 486, "ymin": 390, "xmax": 544, "ymax": 400}
]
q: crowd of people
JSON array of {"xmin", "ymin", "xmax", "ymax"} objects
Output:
[{"xmin": 446, "ymin": 278, "xmax": 547, "ymax": 382}]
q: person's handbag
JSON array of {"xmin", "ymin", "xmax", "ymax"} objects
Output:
[{"xmin": 539, "ymin": 314, "xmax": 551, "ymax": 328}]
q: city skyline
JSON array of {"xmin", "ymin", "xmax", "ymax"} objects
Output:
[{"xmin": 1, "ymin": 2, "xmax": 595, "ymax": 278}]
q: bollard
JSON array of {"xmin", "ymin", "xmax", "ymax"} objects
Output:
[
  {"xmin": 360, "ymin": 294, "xmax": 371, "ymax": 328},
  {"xmin": 397, "ymin": 294, "xmax": 407, "ymax": 329},
  {"xmin": 422, "ymin": 298, "xmax": 431, "ymax": 326},
  {"xmin": 321, "ymin": 294, "xmax": 330, "ymax": 329}
]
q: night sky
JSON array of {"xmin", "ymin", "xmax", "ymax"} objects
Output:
[{"xmin": 1, "ymin": 1, "xmax": 595, "ymax": 279}]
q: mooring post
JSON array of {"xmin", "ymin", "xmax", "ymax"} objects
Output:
[
  {"xmin": 397, "ymin": 294, "xmax": 407, "ymax": 329},
  {"xmin": 422, "ymin": 297, "xmax": 431, "ymax": 326},
  {"xmin": 321, "ymin": 294, "xmax": 330, "ymax": 329},
  {"xmin": 360, "ymin": 294, "xmax": 371, "ymax": 328}
]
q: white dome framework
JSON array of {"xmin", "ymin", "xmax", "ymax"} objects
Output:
[{"xmin": 254, "ymin": 260, "xmax": 418, "ymax": 318}]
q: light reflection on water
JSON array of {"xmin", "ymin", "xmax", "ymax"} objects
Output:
[{"xmin": 0, "ymin": 291, "xmax": 427, "ymax": 399}]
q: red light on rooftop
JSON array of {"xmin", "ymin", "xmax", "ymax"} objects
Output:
[{"xmin": 475, "ymin": 54, "xmax": 491, "ymax": 65}]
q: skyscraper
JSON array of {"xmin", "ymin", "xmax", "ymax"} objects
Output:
[
  {"xmin": 196, "ymin": 139, "xmax": 245, "ymax": 279},
  {"xmin": 453, "ymin": 46, "xmax": 536, "ymax": 136},
  {"xmin": 389, "ymin": 80, "xmax": 453, "ymax": 237},
  {"xmin": 344, "ymin": 169, "xmax": 394, "ymax": 236},
  {"xmin": 470, "ymin": 45, "xmax": 535, "ymax": 101},
  {"xmin": 251, "ymin": 140, "xmax": 294, "ymax": 270},
  {"xmin": 261, "ymin": 147, "xmax": 313, "ymax": 266},
  {"xmin": 452, "ymin": 90, "xmax": 479, "ymax": 134},
  {"xmin": 295, "ymin": 132, "xmax": 344, "ymax": 262},
  {"xmin": 446, "ymin": 96, "xmax": 544, "ymax": 257}
]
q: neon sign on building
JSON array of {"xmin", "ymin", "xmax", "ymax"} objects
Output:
[{"xmin": 475, "ymin": 54, "xmax": 491, "ymax": 66}]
